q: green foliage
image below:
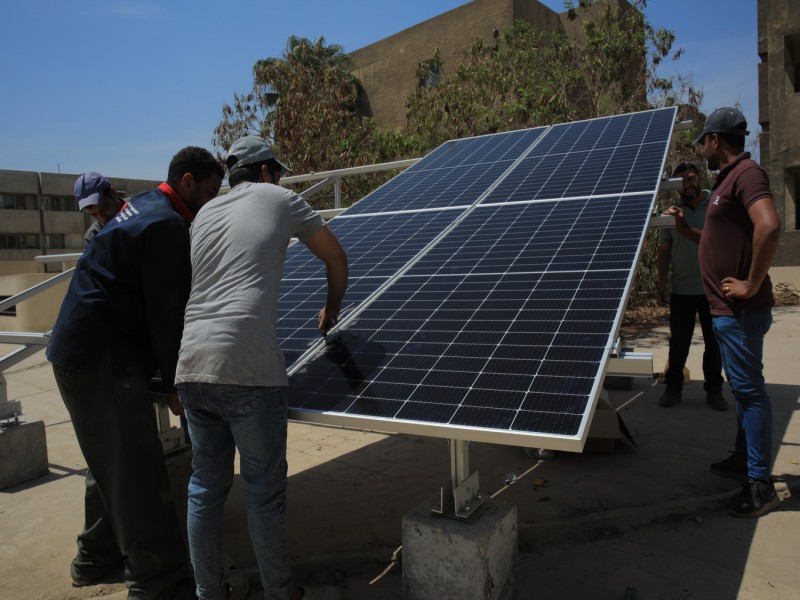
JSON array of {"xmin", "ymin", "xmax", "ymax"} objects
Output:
[
  {"xmin": 406, "ymin": 0, "xmax": 692, "ymax": 150},
  {"xmin": 213, "ymin": 36, "xmax": 424, "ymax": 209},
  {"xmin": 405, "ymin": 24, "xmax": 582, "ymax": 148}
]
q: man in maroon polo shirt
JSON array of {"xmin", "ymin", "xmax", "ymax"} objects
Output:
[{"xmin": 665, "ymin": 107, "xmax": 781, "ymax": 517}]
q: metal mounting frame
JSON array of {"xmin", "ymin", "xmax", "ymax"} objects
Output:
[{"xmin": 431, "ymin": 439, "xmax": 487, "ymax": 521}]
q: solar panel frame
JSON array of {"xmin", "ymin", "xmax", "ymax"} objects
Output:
[{"xmin": 282, "ymin": 108, "xmax": 677, "ymax": 450}]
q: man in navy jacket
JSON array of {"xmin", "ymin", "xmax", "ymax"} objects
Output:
[{"xmin": 47, "ymin": 146, "xmax": 223, "ymax": 599}]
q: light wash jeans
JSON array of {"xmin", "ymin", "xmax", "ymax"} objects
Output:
[
  {"xmin": 178, "ymin": 383, "xmax": 293, "ymax": 600},
  {"xmin": 712, "ymin": 309, "xmax": 773, "ymax": 481}
]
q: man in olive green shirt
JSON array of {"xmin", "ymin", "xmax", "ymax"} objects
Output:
[{"xmin": 657, "ymin": 161, "xmax": 726, "ymax": 410}]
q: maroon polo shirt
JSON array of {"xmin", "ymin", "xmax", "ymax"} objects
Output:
[{"xmin": 698, "ymin": 152, "xmax": 775, "ymax": 316}]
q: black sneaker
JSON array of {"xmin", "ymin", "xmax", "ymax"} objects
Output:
[
  {"xmin": 706, "ymin": 389, "xmax": 728, "ymax": 411},
  {"xmin": 710, "ymin": 452, "xmax": 748, "ymax": 481},
  {"xmin": 658, "ymin": 387, "xmax": 682, "ymax": 407},
  {"xmin": 727, "ymin": 477, "xmax": 781, "ymax": 517}
]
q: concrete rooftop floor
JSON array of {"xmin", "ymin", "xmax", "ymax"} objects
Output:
[{"xmin": 1, "ymin": 306, "xmax": 799, "ymax": 599}]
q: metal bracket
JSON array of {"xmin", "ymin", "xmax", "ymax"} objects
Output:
[
  {"xmin": 659, "ymin": 176, "xmax": 684, "ymax": 192},
  {"xmin": 150, "ymin": 392, "xmax": 189, "ymax": 455},
  {"xmin": 431, "ymin": 439, "xmax": 487, "ymax": 521},
  {"xmin": 607, "ymin": 339, "xmax": 653, "ymax": 378}
]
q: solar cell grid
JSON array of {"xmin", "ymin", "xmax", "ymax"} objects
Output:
[
  {"xmin": 481, "ymin": 109, "xmax": 675, "ymax": 205},
  {"xmin": 283, "ymin": 107, "xmax": 676, "ymax": 448},
  {"xmin": 344, "ymin": 127, "xmax": 545, "ymax": 215}
]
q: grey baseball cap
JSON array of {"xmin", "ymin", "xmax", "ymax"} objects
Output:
[
  {"xmin": 225, "ymin": 136, "xmax": 291, "ymax": 175},
  {"xmin": 694, "ymin": 107, "xmax": 750, "ymax": 144}
]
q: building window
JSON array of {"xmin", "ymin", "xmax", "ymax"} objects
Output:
[
  {"xmin": 785, "ymin": 167, "xmax": 800, "ymax": 231},
  {"xmin": 0, "ymin": 234, "xmax": 40, "ymax": 249},
  {"xmin": 0, "ymin": 296, "xmax": 16, "ymax": 317},
  {"xmin": 42, "ymin": 196, "xmax": 78, "ymax": 211},
  {"xmin": 0, "ymin": 194, "xmax": 36, "ymax": 209},
  {"xmin": 46, "ymin": 234, "xmax": 66, "ymax": 249},
  {"xmin": 785, "ymin": 32, "xmax": 800, "ymax": 94}
]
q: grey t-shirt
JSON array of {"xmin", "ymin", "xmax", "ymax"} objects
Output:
[
  {"xmin": 658, "ymin": 190, "xmax": 710, "ymax": 296},
  {"xmin": 175, "ymin": 182, "xmax": 324, "ymax": 387}
]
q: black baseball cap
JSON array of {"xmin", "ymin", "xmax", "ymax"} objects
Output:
[{"xmin": 694, "ymin": 107, "xmax": 749, "ymax": 144}]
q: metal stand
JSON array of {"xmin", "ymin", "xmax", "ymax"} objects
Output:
[
  {"xmin": 431, "ymin": 439, "xmax": 487, "ymax": 521},
  {"xmin": 0, "ymin": 374, "xmax": 21, "ymax": 427},
  {"xmin": 149, "ymin": 390, "xmax": 189, "ymax": 455}
]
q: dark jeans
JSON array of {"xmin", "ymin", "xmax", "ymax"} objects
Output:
[
  {"xmin": 53, "ymin": 362, "xmax": 187, "ymax": 600},
  {"xmin": 665, "ymin": 293, "xmax": 724, "ymax": 392}
]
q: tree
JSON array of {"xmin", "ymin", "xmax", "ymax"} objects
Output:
[
  {"xmin": 213, "ymin": 36, "xmax": 423, "ymax": 208},
  {"xmin": 405, "ymin": 0, "xmax": 691, "ymax": 150},
  {"xmin": 405, "ymin": 25, "xmax": 582, "ymax": 149}
]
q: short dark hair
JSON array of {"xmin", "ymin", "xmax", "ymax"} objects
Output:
[
  {"xmin": 228, "ymin": 158, "xmax": 282, "ymax": 188},
  {"xmin": 672, "ymin": 161, "xmax": 700, "ymax": 178},
  {"xmin": 166, "ymin": 146, "xmax": 224, "ymax": 188}
]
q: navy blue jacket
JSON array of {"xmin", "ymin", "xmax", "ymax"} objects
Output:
[{"xmin": 47, "ymin": 184, "xmax": 193, "ymax": 389}]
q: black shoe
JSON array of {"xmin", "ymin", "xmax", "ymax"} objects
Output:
[
  {"xmin": 658, "ymin": 387, "xmax": 682, "ymax": 407},
  {"xmin": 706, "ymin": 389, "xmax": 728, "ymax": 411},
  {"xmin": 710, "ymin": 452, "xmax": 748, "ymax": 481},
  {"xmin": 727, "ymin": 477, "xmax": 781, "ymax": 517},
  {"xmin": 171, "ymin": 576, "xmax": 199, "ymax": 600}
]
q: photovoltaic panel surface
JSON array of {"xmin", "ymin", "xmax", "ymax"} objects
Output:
[
  {"xmin": 278, "ymin": 127, "xmax": 547, "ymax": 366},
  {"xmin": 343, "ymin": 127, "xmax": 546, "ymax": 215},
  {"xmin": 481, "ymin": 108, "xmax": 676, "ymax": 205},
  {"xmin": 283, "ymin": 108, "xmax": 676, "ymax": 449},
  {"xmin": 278, "ymin": 209, "xmax": 460, "ymax": 366}
]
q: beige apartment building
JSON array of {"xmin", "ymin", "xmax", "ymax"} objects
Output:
[{"xmin": 349, "ymin": 0, "xmax": 632, "ymax": 128}]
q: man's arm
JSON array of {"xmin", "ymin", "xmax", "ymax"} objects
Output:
[
  {"xmin": 663, "ymin": 205, "xmax": 702, "ymax": 244},
  {"xmin": 656, "ymin": 241, "xmax": 671, "ymax": 305},
  {"xmin": 722, "ymin": 197, "xmax": 781, "ymax": 300},
  {"xmin": 304, "ymin": 225, "xmax": 349, "ymax": 335}
]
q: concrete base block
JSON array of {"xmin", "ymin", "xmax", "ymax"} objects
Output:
[
  {"xmin": 0, "ymin": 420, "xmax": 49, "ymax": 489},
  {"xmin": 402, "ymin": 497, "xmax": 517, "ymax": 600}
]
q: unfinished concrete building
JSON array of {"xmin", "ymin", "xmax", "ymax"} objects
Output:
[{"xmin": 758, "ymin": 0, "xmax": 800, "ymax": 266}]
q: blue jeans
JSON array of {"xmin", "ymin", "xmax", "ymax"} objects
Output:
[
  {"xmin": 178, "ymin": 383, "xmax": 293, "ymax": 600},
  {"xmin": 712, "ymin": 309, "xmax": 773, "ymax": 481}
]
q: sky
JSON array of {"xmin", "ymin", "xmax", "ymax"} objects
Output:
[{"xmin": 0, "ymin": 0, "xmax": 759, "ymax": 181}]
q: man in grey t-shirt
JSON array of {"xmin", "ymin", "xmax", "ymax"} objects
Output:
[
  {"xmin": 656, "ymin": 161, "xmax": 725, "ymax": 410},
  {"xmin": 175, "ymin": 136, "xmax": 348, "ymax": 600}
]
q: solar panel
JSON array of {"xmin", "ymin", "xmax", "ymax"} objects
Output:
[
  {"xmin": 278, "ymin": 127, "xmax": 548, "ymax": 366},
  {"xmin": 282, "ymin": 108, "xmax": 676, "ymax": 450},
  {"xmin": 343, "ymin": 127, "xmax": 546, "ymax": 215}
]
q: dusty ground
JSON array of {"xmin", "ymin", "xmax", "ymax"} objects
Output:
[
  {"xmin": 621, "ymin": 281, "xmax": 800, "ymax": 339},
  {"xmin": 3, "ymin": 304, "xmax": 799, "ymax": 600}
]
